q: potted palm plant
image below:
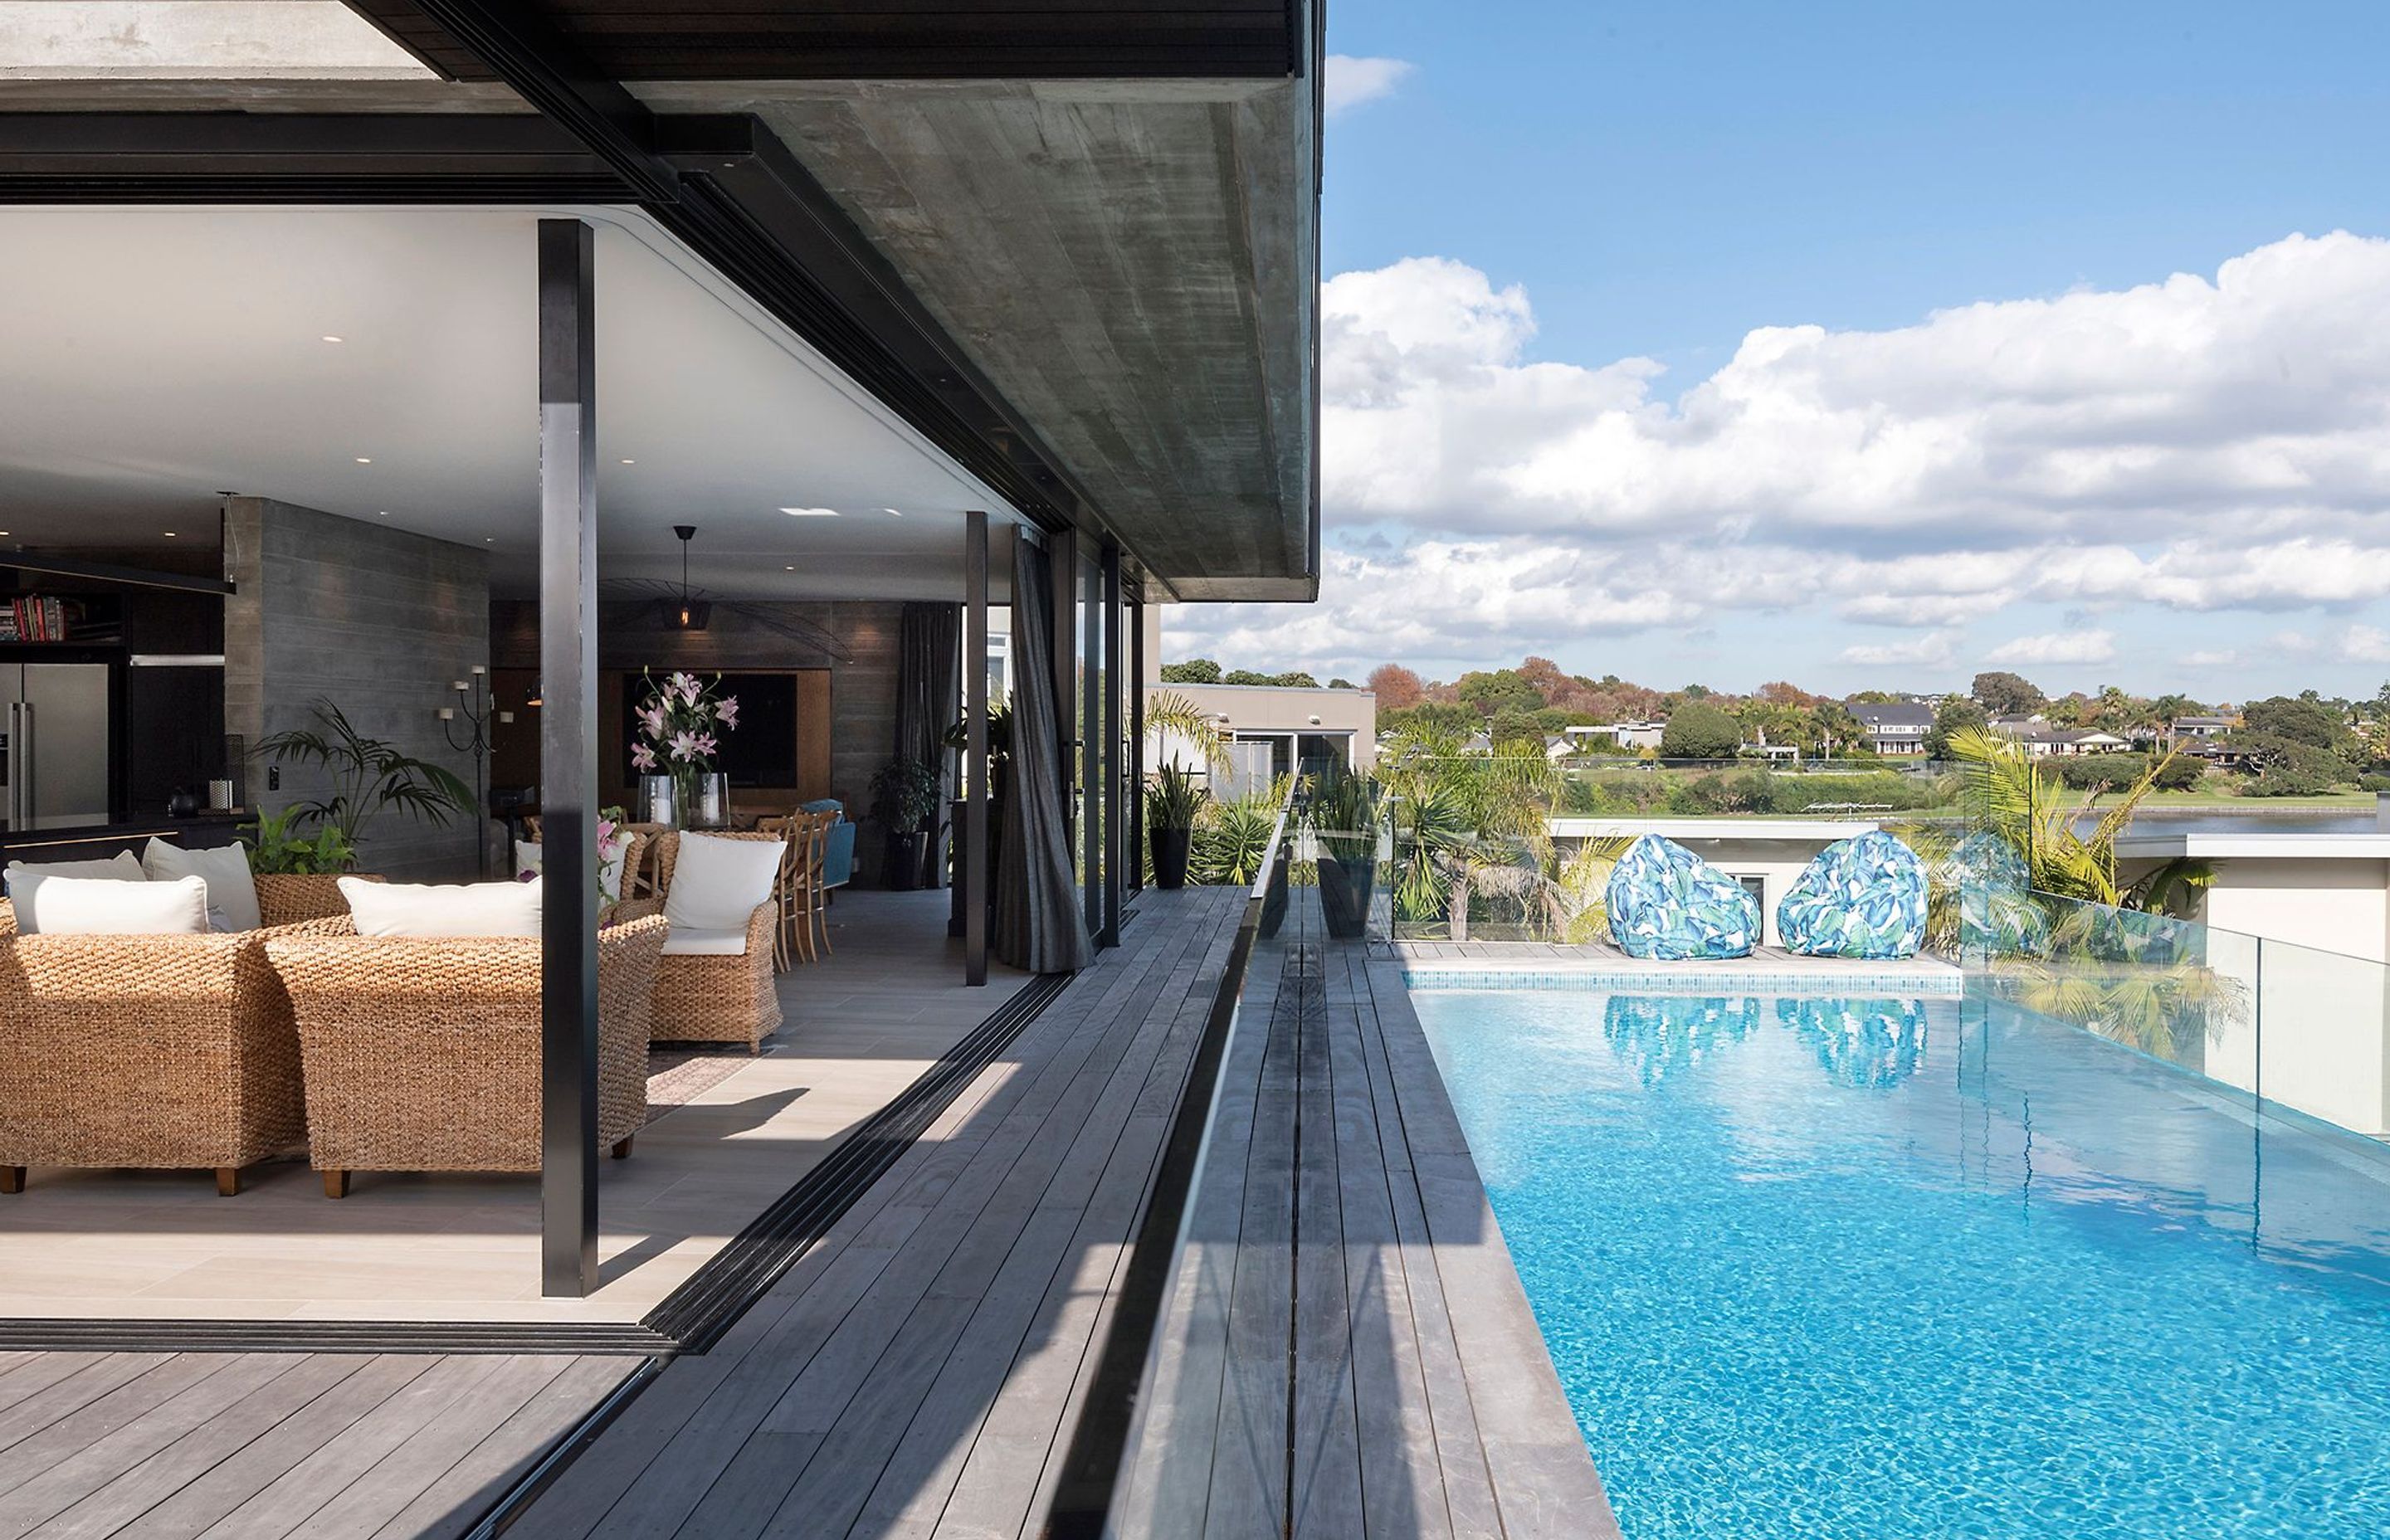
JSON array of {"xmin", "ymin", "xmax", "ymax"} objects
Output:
[
  {"xmin": 870, "ymin": 757, "xmax": 942, "ymax": 891},
  {"xmin": 1146, "ymin": 762, "xmax": 1203, "ymax": 889},
  {"xmin": 1311, "ymin": 763, "xmax": 1380, "ymax": 938},
  {"xmin": 254, "ymin": 699, "xmax": 474, "ymax": 870}
]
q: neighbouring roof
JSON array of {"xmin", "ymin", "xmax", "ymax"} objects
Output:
[{"xmin": 1847, "ymin": 702, "xmax": 1936, "ymax": 729}]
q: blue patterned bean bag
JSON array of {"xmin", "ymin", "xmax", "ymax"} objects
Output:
[
  {"xmin": 1942, "ymin": 830, "xmax": 2046, "ymax": 956},
  {"xmin": 1776, "ymin": 831, "xmax": 1929, "ymax": 959},
  {"xmin": 1605, "ymin": 834, "xmax": 1762, "ymax": 960}
]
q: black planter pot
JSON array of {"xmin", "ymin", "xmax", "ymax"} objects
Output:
[
  {"xmin": 1150, "ymin": 826, "xmax": 1193, "ymax": 890},
  {"xmin": 1318, "ymin": 853, "xmax": 1375, "ymax": 938},
  {"xmin": 883, "ymin": 830, "xmax": 927, "ymax": 891}
]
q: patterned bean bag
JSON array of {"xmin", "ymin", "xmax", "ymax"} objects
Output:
[
  {"xmin": 1605, "ymin": 834, "xmax": 1761, "ymax": 960},
  {"xmin": 1776, "ymin": 831, "xmax": 1929, "ymax": 959}
]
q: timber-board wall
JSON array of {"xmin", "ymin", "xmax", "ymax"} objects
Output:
[{"xmin": 489, "ymin": 598, "xmax": 905, "ymax": 883}]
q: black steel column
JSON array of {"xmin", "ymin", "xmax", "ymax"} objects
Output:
[
  {"xmin": 963, "ymin": 510, "xmax": 989, "ymax": 987},
  {"xmin": 1078, "ymin": 550, "xmax": 1102, "ymax": 933},
  {"xmin": 1099, "ymin": 543, "xmax": 1124, "ymax": 946},
  {"xmin": 1049, "ymin": 525, "xmax": 1079, "ymax": 824},
  {"xmin": 537, "ymin": 217, "xmax": 600, "ymax": 1299},
  {"xmin": 1127, "ymin": 588, "xmax": 1144, "ymax": 899}
]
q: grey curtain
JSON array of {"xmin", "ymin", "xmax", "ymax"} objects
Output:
[
  {"xmin": 895, "ymin": 602, "xmax": 961, "ymax": 888},
  {"xmin": 996, "ymin": 535, "xmax": 1094, "ymax": 973}
]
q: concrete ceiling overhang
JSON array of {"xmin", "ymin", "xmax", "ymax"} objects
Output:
[
  {"xmin": 0, "ymin": 0, "xmax": 1324, "ymax": 602},
  {"xmin": 643, "ymin": 76, "xmax": 1320, "ymax": 602}
]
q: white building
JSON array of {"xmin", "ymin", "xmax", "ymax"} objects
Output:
[
  {"xmin": 1141, "ymin": 609, "xmax": 1373, "ymax": 796},
  {"xmin": 2116, "ymin": 821, "xmax": 2390, "ymax": 1138}
]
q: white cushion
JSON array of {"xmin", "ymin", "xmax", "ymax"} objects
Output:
[
  {"xmin": 12, "ymin": 874, "xmax": 208, "ymax": 936},
  {"xmin": 665, "ymin": 835, "xmax": 783, "ymax": 934},
  {"xmin": 142, "ymin": 839, "xmax": 261, "ymax": 933},
  {"xmin": 5, "ymin": 852, "xmax": 149, "ymax": 933},
  {"xmin": 340, "ymin": 876, "xmax": 543, "ymax": 938},
  {"xmin": 514, "ymin": 839, "xmax": 627, "ymax": 901},
  {"xmin": 660, "ymin": 926, "xmax": 752, "ymax": 957}
]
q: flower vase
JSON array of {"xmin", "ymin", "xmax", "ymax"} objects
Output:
[
  {"xmin": 680, "ymin": 771, "xmax": 730, "ymax": 830},
  {"xmin": 636, "ymin": 773, "xmax": 680, "ymax": 828}
]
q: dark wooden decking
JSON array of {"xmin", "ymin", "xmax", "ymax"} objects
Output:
[
  {"xmin": 0, "ymin": 884, "xmax": 1600, "ymax": 1538},
  {"xmin": 0, "ymin": 1349, "xmax": 629, "ymax": 1538},
  {"xmin": 1111, "ymin": 893, "xmax": 1618, "ymax": 1539},
  {"xmin": 510, "ymin": 884, "xmax": 1249, "ymax": 1539}
]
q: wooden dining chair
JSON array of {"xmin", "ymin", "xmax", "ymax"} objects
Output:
[{"xmin": 756, "ymin": 812, "xmax": 827, "ymax": 971}]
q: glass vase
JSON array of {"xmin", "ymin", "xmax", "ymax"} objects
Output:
[
  {"xmin": 680, "ymin": 770, "xmax": 731, "ymax": 829},
  {"xmin": 636, "ymin": 773, "xmax": 680, "ymax": 828}
]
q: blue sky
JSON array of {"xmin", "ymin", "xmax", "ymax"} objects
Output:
[{"xmin": 1173, "ymin": 2, "xmax": 2390, "ymax": 703}]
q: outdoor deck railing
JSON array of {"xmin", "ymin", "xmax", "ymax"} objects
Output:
[{"xmin": 1964, "ymin": 889, "xmax": 2390, "ymax": 1145}]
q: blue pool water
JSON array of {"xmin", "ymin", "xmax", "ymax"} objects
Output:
[{"xmin": 1409, "ymin": 984, "xmax": 2390, "ymax": 1540}]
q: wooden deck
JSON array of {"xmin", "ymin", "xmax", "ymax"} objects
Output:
[
  {"xmin": 0, "ymin": 1349, "xmax": 632, "ymax": 1538},
  {"xmin": 1113, "ymin": 893, "xmax": 1619, "ymax": 1538},
  {"xmin": 508, "ymin": 884, "xmax": 1250, "ymax": 1539},
  {"xmin": 0, "ymin": 884, "xmax": 1610, "ymax": 1538}
]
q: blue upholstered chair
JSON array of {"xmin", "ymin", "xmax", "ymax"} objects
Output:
[{"xmin": 799, "ymin": 799, "xmax": 854, "ymax": 889}]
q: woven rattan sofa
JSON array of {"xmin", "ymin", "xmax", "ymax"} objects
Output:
[
  {"xmin": 0, "ymin": 874, "xmax": 358, "ymax": 1196},
  {"xmin": 266, "ymin": 910, "xmax": 667, "ymax": 1196},
  {"xmin": 651, "ymin": 831, "xmax": 784, "ymax": 1051}
]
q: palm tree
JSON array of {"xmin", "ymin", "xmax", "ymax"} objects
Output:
[
  {"xmin": 1946, "ymin": 726, "xmax": 2209, "ymax": 910},
  {"xmin": 1947, "ymin": 727, "xmax": 2246, "ymax": 1057},
  {"xmin": 1377, "ymin": 726, "xmax": 1561, "ymax": 936}
]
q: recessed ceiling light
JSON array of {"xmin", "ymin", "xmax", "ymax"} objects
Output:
[
  {"xmin": 484, "ymin": 537, "xmax": 495, "ymax": 543},
  {"xmin": 880, "ymin": 507, "xmax": 903, "ymax": 517},
  {"xmin": 620, "ymin": 458, "xmax": 637, "ymax": 465},
  {"xmin": 780, "ymin": 506, "xmax": 839, "ymax": 517},
  {"xmin": 162, "ymin": 531, "xmax": 178, "ymax": 538},
  {"xmin": 354, "ymin": 456, "xmax": 372, "ymax": 465},
  {"xmin": 321, "ymin": 335, "xmax": 344, "ymax": 344},
  {"xmin": 378, "ymin": 510, "xmax": 389, "ymax": 517},
  {"xmin": 784, "ymin": 565, "xmax": 796, "ymax": 571}
]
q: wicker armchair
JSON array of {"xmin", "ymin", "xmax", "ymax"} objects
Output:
[
  {"xmin": 0, "ymin": 874, "xmax": 362, "ymax": 1196},
  {"xmin": 265, "ymin": 912, "xmax": 668, "ymax": 1197},
  {"xmin": 651, "ymin": 831, "xmax": 784, "ymax": 1051}
]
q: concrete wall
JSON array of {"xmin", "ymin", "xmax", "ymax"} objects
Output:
[{"xmin": 225, "ymin": 497, "xmax": 489, "ymax": 881}]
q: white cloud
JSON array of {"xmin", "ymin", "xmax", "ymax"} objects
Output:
[
  {"xmin": 2339, "ymin": 625, "xmax": 2390, "ymax": 663},
  {"xmin": 2183, "ymin": 650, "xmax": 2241, "ymax": 668},
  {"xmin": 1175, "ymin": 232, "xmax": 2390, "ymax": 680},
  {"xmin": 1840, "ymin": 631, "xmax": 1959, "ymax": 668},
  {"xmin": 1984, "ymin": 630, "xmax": 2119, "ymax": 665},
  {"xmin": 1324, "ymin": 56, "xmax": 1417, "ymax": 116}
]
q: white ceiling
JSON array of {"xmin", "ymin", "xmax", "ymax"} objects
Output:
[{"xmin": 0, "ymin": 204, "xmax": 1024, "ymax": 599}]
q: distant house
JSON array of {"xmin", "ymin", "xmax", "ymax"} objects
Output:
[
  {"xmin": 2171, "ymin": 714, "xmax": 2236, "ymax": 742},
  {"xmin": 1543, "ymin": 734, "xmax": 1576, "ymax": 764},
  {"xmin": 1569, "ymin": 719, "xmax": 1666, "ymax": 751},
  {"xmin": 1989, "ymin": 718, "xmax": 2132, "ymax": 757},
  {"xmin": 1846, "ymin": 701, "xmax": 1935, "ymax": 756}
]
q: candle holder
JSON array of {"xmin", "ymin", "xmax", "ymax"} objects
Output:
[{"xmin": 440, "ymin": 665, "xmax": 506, "ymax": 877}]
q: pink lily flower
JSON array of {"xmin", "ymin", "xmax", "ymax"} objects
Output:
[
  {"xmin": 716, "ymin": 696, "xmax": 740, "ymax": 729},
  {"xmin": 669, "ymin": 729, "xmax": 703, "ymax": 763},
  {"xmin": 631, "ymin": 743, "xmax": 656, "ymax": 772}
]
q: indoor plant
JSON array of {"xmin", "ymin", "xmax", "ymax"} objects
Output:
[
  {"xmin": 1145, "ymin": 762, "xmax": 1204, "ymax": 889},
  {"xmin": 630, "ymin": 669, "xmax": 740, "ymax": 827},
  {"xmin": 870, "ymin": 757, "xmax": 943, "ymax": 891},
  {"xmin": 254, "ymin": 698, "xmax": 473, "ymax": 869}
]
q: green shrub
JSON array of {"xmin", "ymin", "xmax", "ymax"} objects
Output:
[{"xmin": 2053, "ymin": 753, "xmax": 2149, "ymax": 791}]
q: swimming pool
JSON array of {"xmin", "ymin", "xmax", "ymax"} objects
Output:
[{"xmin": 1409, "ymin": 981, "xmax": 2390, "ymax": 1540}]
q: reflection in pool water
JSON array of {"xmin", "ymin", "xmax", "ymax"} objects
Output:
[{"xmin": 1774, "ymin": 996, "xmax": 1929, "ymax": 1089}]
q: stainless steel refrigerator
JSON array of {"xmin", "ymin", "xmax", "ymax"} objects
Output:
[{"xmin": 1, "ymin": 663, "xmax": 114, "ymax": 827}]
